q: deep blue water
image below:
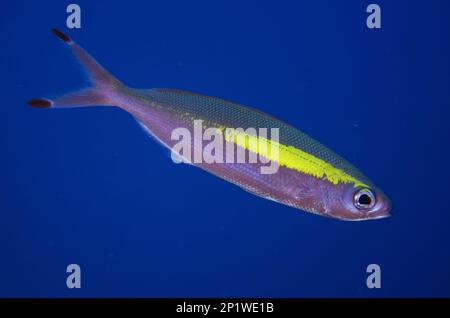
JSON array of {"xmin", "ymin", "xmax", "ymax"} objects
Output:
[{"xmin": 1, "ymin": 0, "xmax": 449, "ymax": 297}]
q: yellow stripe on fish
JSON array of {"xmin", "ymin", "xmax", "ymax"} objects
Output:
[{"xmin": 222, "ymin": 128, "xmax": 368, "ymax": 188}]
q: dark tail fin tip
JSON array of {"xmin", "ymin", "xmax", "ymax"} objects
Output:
[
  {"xmin": 52, "ymin": 28, "xmax": 72, "ymax": 43},
  {"xmin": 27, "ymin": 98, "xmax": 53, "ymax": 108}
]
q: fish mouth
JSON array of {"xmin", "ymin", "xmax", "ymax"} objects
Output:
[
  {"xmin": 337, "ymin": 212, "xmax": 391, "ymax": 222},
  {"xmin": 366, "ymin": 212, "xmax": 392, "ymax": 221}
]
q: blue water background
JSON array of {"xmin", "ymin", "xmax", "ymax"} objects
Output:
[{"xmin": 1, "ymin": 0, "xmax": 449, "ymax": 297}]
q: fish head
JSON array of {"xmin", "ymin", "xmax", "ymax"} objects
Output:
[{"xmin": 325, "ymin": 183, "xmax": 392, "ymax": 221}]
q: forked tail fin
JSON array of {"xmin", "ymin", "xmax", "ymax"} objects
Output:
[{"xmin": 28, "ymin": 28, "xmax": 122, "ymax": 109}]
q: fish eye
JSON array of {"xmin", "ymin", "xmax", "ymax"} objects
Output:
[{"xmin": 354, "ymin": 188, "xmax": 376, "ymax": 210}]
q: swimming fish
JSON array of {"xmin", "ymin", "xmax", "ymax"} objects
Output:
[{"xmin": 28, "ymin": 29, "xmax": 392, "ymax": 221}]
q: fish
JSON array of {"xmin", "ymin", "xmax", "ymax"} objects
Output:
[{"xmin": 28, "ymin": 29, "xmax": 392, "ymax": 221}]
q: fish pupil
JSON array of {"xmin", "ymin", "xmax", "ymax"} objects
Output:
[{"xmin": 358, "ymin": 194, "xmax": 372, "ymax": 205}]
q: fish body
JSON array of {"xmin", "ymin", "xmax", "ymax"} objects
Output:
[{"xmin": 28, "ymin": 29, "xmax": 392, "ymax": 221}]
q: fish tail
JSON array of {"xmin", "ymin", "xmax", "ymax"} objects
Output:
[{"xmin": 27, "ymin": 28, "xmax": 122, "ymax": 109}]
